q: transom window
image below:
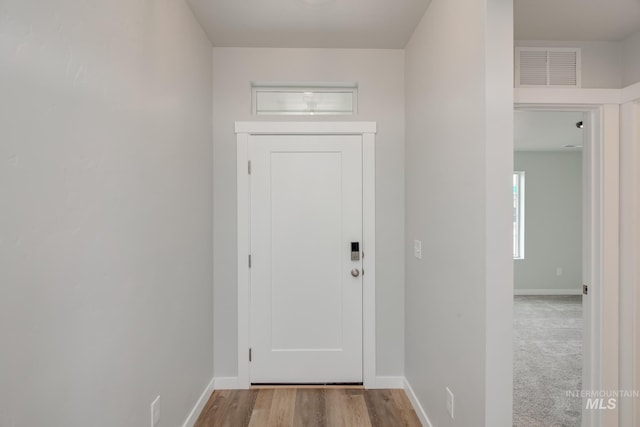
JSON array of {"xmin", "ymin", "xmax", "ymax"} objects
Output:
[{"xmin": 252, "ymin": 82, "xmax": 358, "ymax": 116}]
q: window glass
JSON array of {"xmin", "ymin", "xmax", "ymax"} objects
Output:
[
  {"xmin": 252, "ymin": 85, "xmax": 357, "ymax": 116},
  {"xmin": 513, "ymin": 171, "xmax": 525, "ymax": 259}
]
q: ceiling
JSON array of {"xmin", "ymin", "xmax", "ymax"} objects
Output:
[
  {"xmin": 187, "ymin": 0, "xmax": 640, "ymax": 49},
  {"xmin": 187, "ymin": 0, "xmax": 431, "ymax": 48},
  {"xmin": 514, "ymin": 0, "xmax": 640, "ymax": 41},
  {"xmin": 514, "ymin": 111, "xmax": 585, "ymax": 152}
]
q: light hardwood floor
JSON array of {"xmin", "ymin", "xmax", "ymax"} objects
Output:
[{"xmin": 194, "ymin": 388, "xmax": 422, "ymax": 427}]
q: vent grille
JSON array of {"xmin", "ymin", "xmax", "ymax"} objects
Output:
[
  {"xmin": 518, "ymin": 50, "xmax": 547, "ymax": 86},
  {"xmin": 516, "ymin": 48, "xmax": 581, "ymax": 88},
  {"xmin": 548, "ymin": 51, "xmax": 578, "ymax": 86}
]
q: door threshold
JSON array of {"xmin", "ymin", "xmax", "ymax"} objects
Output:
[{"xmin": 251, "ymin": 383, "xmax": 364, "ymax": 390}]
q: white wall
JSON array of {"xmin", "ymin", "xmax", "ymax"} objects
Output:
[
  {"xmin": 514, "ymin": 152, "xmax": 582, "ymax": 293},
  {"xmin": 404, "ymin": 0, "xmax": 513, "ymax": 425},
  {"xmin": 0, "ymin": 1, "xmax": 213, "ymax": 426},
  {"xmin": 516, "ymin": 40, "xmax": 624, "ymax": 89},
  {"xmin": 622, "ymin": 31, "xmax": 640, "ymax": 87},
  {"xmin": 212, "ymin": 48, "xmax": 405, "ymax": 377},
  {"xmin": 619, "ymin": 100, "xmax": 640, "ymax": 427}
]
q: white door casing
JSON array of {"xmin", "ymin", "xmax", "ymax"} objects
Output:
[
  {"xmin": 250, "ymin": 135, "xmax": 362, "ymax": 383},
  {"xmin": 236, "ymin": 122, "xmax": 377, "ymax": 389}
]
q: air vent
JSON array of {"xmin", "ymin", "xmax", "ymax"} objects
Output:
[{"xmin": 516, "ymin": 48, "xmax": 581, "ymax": 88}]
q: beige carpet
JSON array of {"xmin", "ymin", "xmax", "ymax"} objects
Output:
[{"xmin": 513, "ymin": 295, "xmax": 582, "ymax": 427}]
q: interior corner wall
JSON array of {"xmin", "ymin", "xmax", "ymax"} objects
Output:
[
  {"xmin": 0, "ymin": 1, "xmax": 214, "ymax": 426},
  {"xmin": 404, "ymin": 0, "xmax": 513, "ymax": 425},
  {"xmin": 623, "ymin": 31, "xmax": 640, "ymax": 87},
  {"xmin": 212, "ymin": 47, "xmax": 406, "ymax": 378},
  {"xmin": 515, "ymin": 40, "xmax": 624, "ymax": 89},
  {"xmin": 514, "ymin": 152, "xmax": 583, "ymax": 293}
]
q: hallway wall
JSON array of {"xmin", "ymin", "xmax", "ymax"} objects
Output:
[
  {"xmin": 515, "ymin": 35, "xmax": 640, "ymax": 89},
  {"xmin": 0, "ymin": 1, "xmax": 213, "ymax": 426},
  {"xmin": 515, "ymin": 40, "xmax": 624, "ymax": 89},
  {"xmin": 212, "ymin": 47, "xmax": 406, "ymax": 378},
  {"xmin": 514, "ymin": 151, "xmax": 583, "ymax": 294},
  {"xmin": 623, "ymin": 30, "xmax": 640, "ymax": 87},
  {"xmin": 404, "ymin": 0, "xmax": 513, "ymax": 425}
]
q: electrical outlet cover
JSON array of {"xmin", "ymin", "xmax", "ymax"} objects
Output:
[
  {"xmin": 446, "ymin": 387, "xmax": 454, "ymax": 419},
  {"xmin": 151, "ymin": 396, "xmax": 160, "ymax": 427}
]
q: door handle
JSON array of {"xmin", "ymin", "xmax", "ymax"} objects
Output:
[{"xmin": 351, "ymin": 269, "xmax": 360, "ymax": 278}]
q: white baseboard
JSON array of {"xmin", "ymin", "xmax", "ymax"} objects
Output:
[
  {"xmin": 182, "ymin": 377, "xmax": 215, "ymax": 427},
  {"xmin": 403, "ymin": 377, "xmax": 433, "ymax": 427},
  {"xmin": 214, "ymin": 377, "xmax": 241, "ymax": 390},
  {"xmin": 514, "ymin": 288, "xmax": 582, "ymax": 295},
  {"xmin": 373, "ymin": 376, "xmax": 404, "ymax": 389}
]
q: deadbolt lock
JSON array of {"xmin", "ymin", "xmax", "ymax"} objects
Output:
[{"xmin": 351, "ymin": 242, "xmax": 360, "ymax": 261}]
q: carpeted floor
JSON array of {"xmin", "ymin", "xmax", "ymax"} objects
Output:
[{"xmin": 513, "ymin": 295, "xmax": 583, "ymax": 427}]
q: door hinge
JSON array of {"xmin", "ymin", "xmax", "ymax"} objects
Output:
[
  {"xmin": 249, "ymin": 254, "xmax": 251, "ymax": 268},
  {"xmin": 248, "ymin": 161, "xmax": 252, "ymax": 175},
  {"xmin": 583, "ymin": 284, "xmax": 588, "ymax": 295},
  {"xmin": 249, "ymin": 348, "xmax": 252, "ymax": 362}
]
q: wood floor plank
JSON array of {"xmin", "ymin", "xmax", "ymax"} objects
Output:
[
  {"xmin": 326, "ymin": 389, "xmax": 373, "ymax": 427},
  {"xmin": 364, "ymin": 389, "xmax": 406, "ymax": 427},
  {"xmin": 248, "ymin": 389, "xmax": 275, "ymax": 427},
  {"xmin": 292, "ymin": 389, "xmax": 326, "ymax": 427},
  {"xmin": 224, "ymin": 390, "xmax": 259, "ymax": 427},
  {"xmin": 266, "ymin": 388, "xmax": 297, "ymax": 427},
  {"xmin": 194, "ymin": 390, "xmax": 231, "ymax": 427},
  {"xmin": 195, "ymin": 390, "xmax": 258, "ymax": 427},
  {"xmin": 365, "ymin": 390, "xmax": 420, "ymax": 427},
  {"xmin": 390, "ymin": 389, "xmax": 422, "ymax": 427},
  {"xmin": 195, "ymin": 388, "xmax": 420, "ymax": 427}
]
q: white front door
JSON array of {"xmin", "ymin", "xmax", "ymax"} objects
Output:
[{"xmin": 249, "ymin": 134, "xmax": 363, "ymax": 384}]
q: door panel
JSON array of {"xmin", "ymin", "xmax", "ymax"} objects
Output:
[
  {"xmin": 270, "ymin": 152, "xmax": 343, "ymax": 350},
  {"xmin": 250, "ymin": 135, "xmax": 363, "ymax": 384}
]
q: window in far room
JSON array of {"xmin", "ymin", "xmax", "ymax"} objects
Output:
[{"xmin": 513, "ymin": 171, "xmax": 525, "ymax": 259}]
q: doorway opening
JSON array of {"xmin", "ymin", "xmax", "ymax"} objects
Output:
[
  {"xmin": 512, "ymin": 103, "xmax": 620, "ymax": 427},
  {"xmin": 513, "ymin": 110, "xmax": 585, "ymax": 426}
]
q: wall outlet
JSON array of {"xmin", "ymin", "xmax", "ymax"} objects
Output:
[
  {"xmin": 414, "ymin": 240, "xmax": 422, "ymax": 259},
  {"xmin": 151, "ymin": 396, "xmax": 160, "ymax": 427},
  {"xmin": 556, "ymin": 267, "xmax": 563, "ymax": 276},
  {"xmin": 446, "ymin": 387, "xmax": 454, "ymax": 419}
]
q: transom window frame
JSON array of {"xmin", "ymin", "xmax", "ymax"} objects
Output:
[{"xmin": 251, "ymin": 82, "xmax": 358, "ymax": 116}]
